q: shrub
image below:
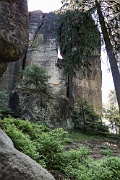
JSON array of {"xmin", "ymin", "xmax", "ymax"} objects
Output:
[
  {"xmin": 63, "ymin": 156, "xmax": 120, "ymax": 180},
  {"xmin": 101, "ymin": 149, "xmax": 113, "ymax": 156},
  {"xmin": 62, "ymin": 146, "xmax": 91, "ymax": 178},
  {"xmin": 0, "ymin": 117, "xmax": 69, "ymax": 170},
  {"xmin": 72, "ymin": 99, "xmax": 108, "ymax": 135},
  {"xmin": 0, "ymin": 117, "xmax": 39, "ymax": 160},
  {"xmin": 0, "ymin": 117, "xmax": 120, "ymax": 180}
]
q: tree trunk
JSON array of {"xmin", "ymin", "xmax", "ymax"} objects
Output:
[
  {"xmin": 95, "ymin": 0, "xmax": 120, "ymax": 147},
  {"xmin": 67, "ymin": 74, "xmax": 74, "ymax": 104}
]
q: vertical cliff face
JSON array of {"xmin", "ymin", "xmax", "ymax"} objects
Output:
[
  {"xmin": 19, "ymin": 11, "xmax": 69, "ymax": 128},
  {"xmin": 27, "ymin": 11, "xmax": 65, "ymax": 94},
  {"xmin": 0, "ymin": 0, "xmax": 28, "ymax": 76},
  {"xmin": 18, "ymin": 11, "xmax": 101, "ymax": 128},
  {"xmin": 73, "ymin": 54, "xmax": 102, "ymax": 115},
  {"xmin": 0, "ymin": 9, "xmax": 102, "ymax": 127}
]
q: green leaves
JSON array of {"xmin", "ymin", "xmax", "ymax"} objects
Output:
[
  {"xmin": 0, "ymin": 117, "xmax": 69, "ymax": 170},
  {"xmin": 0, "ymin": 117, "xmax": 120, "ymax": 179},
  {"xmin": 19, "ymin": 64, "xmax": 50, "ymax": 92},
  {"xmin": 102, "ymin": 90, "xmax": 120, "ymax": 132},
  {"xmin": 72, "ymin": 99, "xmax": 108, "ymax": 135},
  {"xmin": 56, "ymin": 9, "xmax": 100, "ymax": 77}
]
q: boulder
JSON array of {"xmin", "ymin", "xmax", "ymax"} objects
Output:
[
  {"xmin": 0, "ymin": 128, "xmax": 55, "ymax": 180},
  {"xmin": 0, "ymin": 0, "xmax": 29, "ymax": 75}
]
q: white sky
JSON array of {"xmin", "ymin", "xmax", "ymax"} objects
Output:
[
  {"xmin": 28, "ymin": 0, "xmax": 62, "ymax": 12},
  {"xmin": 28, "ymin": 0, "xmax": 114, "ymax": 104},
  {"xmin": 101, "ymin": 50, "xmax": 114, "ymax": 104}
]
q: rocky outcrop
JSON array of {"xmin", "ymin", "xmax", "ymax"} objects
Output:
[
  {"xmin": 0, "ymin": 10, "xmax": 102, "ymax": 128},
  {"xmin": 0, "ymin": 128, "xmax": 55, "ymax": 180},
  {"xmin": 19, "ymin": 11, "xmax": 72, "ymax": 128},
  {"xmin": 19, "ymin": 11, "xmax": 102, "ymax": 126},
  {"xmin": 0, "ymin": 0, "xmax": 28, "ymax": 76},
  {"xmin": 73, "ymin": 54, "xmax": 102, "ymax": 115}
]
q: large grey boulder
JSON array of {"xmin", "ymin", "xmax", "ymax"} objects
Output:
[
  {"xmin": 0, "ymin": 0, "xmax": 28, "ymax": 75},
  {"xmin": 0, "ymin": 128, "xmax": 55, "ymax": 180}
]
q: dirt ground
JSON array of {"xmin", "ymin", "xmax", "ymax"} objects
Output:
[{"xmin": 50, "ymin": 137, "xmax": 120, "ymax": 180}]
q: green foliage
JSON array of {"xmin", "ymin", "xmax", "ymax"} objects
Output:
[
  {"xmin": 0, "ymin": 117, "xmax": 39, "ymax": 160},
  {"xmin": 103, "ymin": 90, "xmax": 120, "ymax": 131},
  {"xmin": 0, "ymin": 117, "xmax": 69, "ymax": 169},
  {"xmin": 0, "ymin": 91, "xmax": 13, "ymax": 118},
  {"xmin": 64, "ymin": 146, "xmax": 91, "ymax": 162},
  {"xmin": 72, "ymin": 99, "xmax": 108, "ymax": 135},
  {"xmin": 63, "ymin": 156, "xmax": 120, "ymax": 180},
  {"xmin": 68, "ymin": 130, "xmax": 106, "ymax": 142},
  {"xmin": 18, "ymin": 64, "xmax": 50, "ymax": 92},
  {"xmin": 56, "ymin": 9, "xmax": 100, "ymax": 77},
  {"xmin": 101, "ymin": 149, "xmax": 113, "ymax": 157},
  {"xmin": 62, "ymin": 146, "xmax": 91, "ymax": 179},
  {"xmin": 0, "ymin": 117, "xmax": 120, "ymax": 180}
]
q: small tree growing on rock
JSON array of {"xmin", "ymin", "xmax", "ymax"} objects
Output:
[{"xmin": 19, "ymin": 64, "xmax": 50, "ymax": 93}]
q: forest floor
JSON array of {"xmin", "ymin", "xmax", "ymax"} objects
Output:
[
  {"xmin": 66, "ymin": 132, "xmax": 120, "ymax": 159},
  {"xmin": 50, "ymin": 131, "xmax": 120, "ymax": 180}
]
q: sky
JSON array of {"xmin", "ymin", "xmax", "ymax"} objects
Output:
[
  {"xmin": 28, "ymin": 0, "xmax": 114, "ymax": 104},
  {"xmin": 28, "ymin": 0, "xmax": 62, "ymax": 12}
]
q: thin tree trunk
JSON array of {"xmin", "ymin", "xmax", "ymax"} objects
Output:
[
  {"xmin": 95, "ymin": 0, "xmax": 120, "ymax": 147},
  {"xmin": 67, "ymin": 74, "xmax": 74, "ymax": 104}
]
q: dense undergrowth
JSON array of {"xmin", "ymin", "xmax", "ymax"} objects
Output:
[{"xmin": 0, "ymin": 117, "xmax": 120, "ymax": 180}]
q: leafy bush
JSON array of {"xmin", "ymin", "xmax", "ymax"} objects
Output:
[
  {"xmin": 0, "ymin": 117, "xmax": 39, "ymax": 160},
  {"xmin": 101, "ymin": 149, "xmax": 113, "ymax": 157},
  {"xmin": 85, "ymin": 157, "xmax": 120, "ymax": 180},
  {"xmin": 0, "ymin": 117, "xmax": 120, "ymax": 180},
  {"xmin": 61, "ymin": 146, "xmax": 91, "ymax": 178},
  {"xmin": 63, "ymin": 155, "xmax": 120, "ymax": 180},
  {"xmin": 72, "ymin": 99, "xmax": 108, "ymax": 135},
  {"xmin": 0, "ymin": 117, "xmax": 69, "ymax": 169}
]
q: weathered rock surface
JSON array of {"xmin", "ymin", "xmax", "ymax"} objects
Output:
[
  {"xmin": 0, "ymin": 128, "xmax": 55, "ymax": 180},
  {"xmin": 19, "ymin": 11, "xmax": 72, "ymax": 128},
  {"xmin": 20, "ymin": 11, "xmax": 102, "ymax": 126},
  {"xmin": 0, "ymin": 0, "xmax": 28, "ymax": 75},
  {"xmin": 73, "ymin": 54, "xmax": 102, "ymax": 115},
  {"xmin": 0, "ymin": 10, "xmax": 102, "ymax": 128}
]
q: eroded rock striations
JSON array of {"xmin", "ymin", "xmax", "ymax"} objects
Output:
[
  {"xmin": 19, "ymin": 11, "xmax": 72, "ymax": 128},
  {"xmin": 0, "ymin": 128, "xmax": 55, "ymax": 180},
  {"xmin": 0, "ymin": 0, "xmax": 28, "ymax": 76},
  {"xmin": 19, "ymin": 11, "xmax": 102, "ymax": 126}
]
